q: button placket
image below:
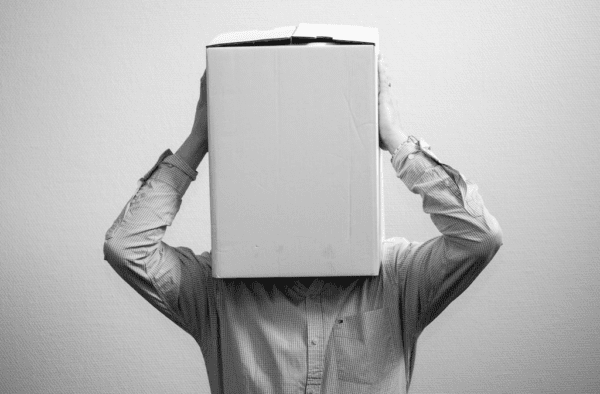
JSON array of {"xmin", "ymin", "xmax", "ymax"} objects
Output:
[{"xmin": 305, "ymin": 294, "xmax": 324, "ymax": 393}]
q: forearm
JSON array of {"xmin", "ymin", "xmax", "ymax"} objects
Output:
[
  {"xmin": 393, "ymin": 138, "xmax": 503, "ymax": 254},
  {"xmin": 178, "ymin": 81, "xmax": 209, "ymax": 171},
  {"xmin": 104, "ymin": 151, "xmax": 198, "ymax": 272},
  {"xmin": 176, "ymin": 131, "xmax": 208, "ymax": 171}
]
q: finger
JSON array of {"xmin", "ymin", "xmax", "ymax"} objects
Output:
[
  {"xmin": 199, "ymin": 70, "xmax": 207, "ymax": 105},
  {"xmin": 377, "ymin": 55, "xmax": 392, "ymax": 93}
]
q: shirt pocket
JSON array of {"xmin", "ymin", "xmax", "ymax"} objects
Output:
[{"xmin": 332, "ymin": 307, "xmax": 393, "ymax": 385}]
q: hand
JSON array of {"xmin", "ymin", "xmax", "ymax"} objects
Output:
[
  {"xmin": 176, "ymin": 70, "xmax": 208, "ymax": 170},
  {"xmin": 190, "ymin": 70, "xmax": 208, "ymax": 145},
  {"xmin": 378, "ymin": 55, "xmax": 407, "ymax": 153}
]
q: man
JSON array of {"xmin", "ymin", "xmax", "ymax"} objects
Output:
[{"xmin": 104, "ymin": 55, "xmax": 502, "ymax": 394}]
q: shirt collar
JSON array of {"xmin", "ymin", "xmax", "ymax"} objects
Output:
[{"xmin": 291, "ymin": 278, "xmax": 325, "ymax": 298}]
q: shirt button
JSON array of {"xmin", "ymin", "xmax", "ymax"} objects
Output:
[
  {"xmin": 311, "ymin": 339, "xmax": 317, "ymax": 346},
  {"xmin": 408, "ymin": 154, "xmax": 415, "ymax": 160},
  {"xmin": 444, "ymin": 179, "xmax": 450, "ymax": 186}
]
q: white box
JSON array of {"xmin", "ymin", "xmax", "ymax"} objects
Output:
[{"xmin": 207, "ymin": 24, "xmax": 382, "ymax": 278}]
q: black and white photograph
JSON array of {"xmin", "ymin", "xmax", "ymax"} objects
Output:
[{"xmin": 1, "ymin": 1, "xmax": 598, "ymax": 393}]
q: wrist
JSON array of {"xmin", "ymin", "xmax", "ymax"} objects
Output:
[
  {"xmin": 384, "ymin": 132, "xmax": 408, "ymax": 154},
  {"xmin": 176, "ymin": 132, "xmax": 208, "ymax": 171},
  {"xmin": 191, "ymin": 129, "xmax": 208, "ymax": 149}
]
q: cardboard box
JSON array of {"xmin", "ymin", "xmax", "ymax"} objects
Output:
[{"xmin": 207, "ymin": 24, "xmax": 382, "ymax": 278}]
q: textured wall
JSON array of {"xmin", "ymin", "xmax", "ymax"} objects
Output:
[{"xmin": 1, "ymin": 1, "xmax": 599, "ymax": 393}]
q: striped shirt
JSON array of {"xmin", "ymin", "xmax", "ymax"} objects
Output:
[{"xmin": 104, "ymin": 137, "xmax": 502, "ymax": 394}]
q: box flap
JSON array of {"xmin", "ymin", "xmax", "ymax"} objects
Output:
[
  {"xmin": 208, "ymin": 23, "xmax": 378, "ymax": 47},
  {"xmin": 208, "ymin": 25, "xmax": 296, "ymax": 47},
  {"xmin": 292, "ymin": 23, "xmax": 378, "ymax": 46}
]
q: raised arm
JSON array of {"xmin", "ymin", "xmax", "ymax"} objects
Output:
[
  {"xmin": 377, "ymin": 56, "xmax": 503, "ymax": 335},
  {"xmin": 103, "ymin": 71, "xmax": 214, "ymax": 339}
]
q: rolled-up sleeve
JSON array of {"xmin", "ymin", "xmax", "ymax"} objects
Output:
[
  {"xmin": 385, "ymin": 138, "xmax": 503, "ymax": 335},
  {"xmin": 103, "ymin": 150, "xmax": 214, "ymax": 340}
]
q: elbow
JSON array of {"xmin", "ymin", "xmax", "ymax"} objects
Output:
[
  {"xmin": 103, "ymin": 230, "xmax": 139, "ymax": 273},
  {"xmin": 489, "ymin": 216, "xmax": 504, "ymax": 250},
  {"xmin": 103, "ymin": 236, "xmax": 144, "ymax": 282},
  {"xmin": 103, "ymin": 236, "xmax": 128, "ymax": 271},
  {"xmin": 103, "ymin": 229, "xmax": 160, "ymax": 276},
  {"xmin": 477, "ymin": 216, "xmax": 503, "ymax": 262}
]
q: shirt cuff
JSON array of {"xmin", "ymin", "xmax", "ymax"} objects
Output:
[
  {"xmin": 138, "ymin": 149, "xmax": 199, "ymax": 195},
  {"xmin": 391, "ymin": 137, "xmax": 442, "ymax": 190}
]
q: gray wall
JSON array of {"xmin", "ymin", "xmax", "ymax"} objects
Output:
[{"xmin": 1, "ymin": 1, "xmax": 598, "ymax": 393}]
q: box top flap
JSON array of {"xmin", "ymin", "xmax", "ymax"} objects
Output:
[
  {"xmin": 208, "ymin": 25, "xmax": 296, "ymax": 47},
  {"xmin": 292, "ymin": 23, "xmax": 378, "ymax": 45},
  {"xmin": 207, "ymin": 23, "xmax": 378, "ymax": 47}
]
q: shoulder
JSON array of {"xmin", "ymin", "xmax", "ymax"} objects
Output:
[
  {"xmin": 381, "ymin": 237, "xmax": 412, "ymax": 265},
  {"xmin": 381, "ymin": 237, "xmax": 424, "ymax": 283}
]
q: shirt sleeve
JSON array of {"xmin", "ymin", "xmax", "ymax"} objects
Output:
[
  {"xmin": 383, "ymin": 137, "xmax": 503, "ymax": 335},
  {"xmin": 103, "ymin": 150, "xmax": 215, "ymax": 343}
]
